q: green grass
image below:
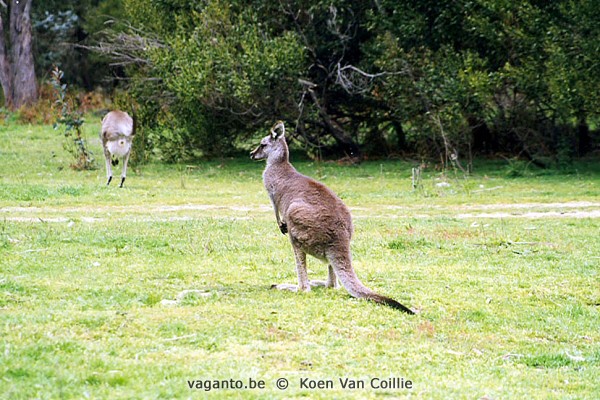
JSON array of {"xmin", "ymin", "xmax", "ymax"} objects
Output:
[{"xmin": 1, "ymin": 120, "xmax": 599, "ymax": 399}]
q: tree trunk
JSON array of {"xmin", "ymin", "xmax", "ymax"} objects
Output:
[
  {"xmin": 0, "ymin": 15, "xmax": 13, "ymax": 108},
  {"xmin": 469, "ymin": 116, "xmax": 496, "ymax": 154},
  {"xmin": 305, "ymin": 86, "xmax": 361, "ymax": 159},
  {"xmin": 391, "ymin": 120, "xmax": 406, "ymax": 151},
  {"xmin": 9, "ymin": 0, "xmax": 37, "ymax": 108},
  {"xmin": 577, "ymin": 115, "xmax": 592, "ymax": 156}
]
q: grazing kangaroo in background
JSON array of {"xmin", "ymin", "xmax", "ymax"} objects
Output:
[
  {"xmin": 100, "ymin": 110, "xmax": 136, "ymax": 187},
  {"xmin": 250, "ymin": 121, "xmax": 414, "ymax": 314}
]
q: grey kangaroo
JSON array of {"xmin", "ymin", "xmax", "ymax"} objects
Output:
[
  {"xmin": 251, "ymin": 121, "xmax": 414, "ymax": 314},
  {"xmin": 100, "ymin": 110, "xmax": 136, "ymax": 187}
]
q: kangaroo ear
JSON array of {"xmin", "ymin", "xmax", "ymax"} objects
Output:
[{"xmin": 270, "ymin": 121, "xmax": 285, "ymax": 139}]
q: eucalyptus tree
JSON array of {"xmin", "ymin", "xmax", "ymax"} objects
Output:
[{"xmin": 0, "ymin": 0, "xmax": 37, "ymax": 108}]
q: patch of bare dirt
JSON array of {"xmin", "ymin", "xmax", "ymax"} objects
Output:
[{"xmin": 2, "ymin": 201, "xmax": 599, "ymax": 222}]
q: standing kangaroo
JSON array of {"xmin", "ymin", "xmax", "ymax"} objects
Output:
[
  {"xmin": 251, "ymin": 121, "xmax": 414, "ymax": 314},
  {"xmin": 100, "ymin": 110, "xmax": 136, "ymax": 187}
]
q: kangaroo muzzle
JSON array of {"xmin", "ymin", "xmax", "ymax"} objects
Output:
[{"xmin": 250, "ymin": 146, "xmax": 261, "ymax": 160}]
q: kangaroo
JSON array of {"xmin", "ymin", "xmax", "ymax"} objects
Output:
[
  {"xmin": 250, "ymin": 121, "xmax": 414, "ymax": 314},
  {"xmin": 100, "ymin": 110, "xmax": 136, "ymax": 187}
]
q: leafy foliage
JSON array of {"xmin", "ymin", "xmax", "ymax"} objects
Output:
[
  {"xmin": 50, "ymin": 67, "xmax": 96, "ymax": 170},
  {"xmin": 364, "ymin": 0, "xmax": 600, "ymax": 164},
  {"xmin": 117, "ymin": 0, "xmax": 305, "ymax": 159},
  {"xmin": 81, "ymin": 0, "xmax": 600, "ymax": 162},
  {"xmin": 32, "ymin": 0, "xmax": 125, "ymax": 89}
]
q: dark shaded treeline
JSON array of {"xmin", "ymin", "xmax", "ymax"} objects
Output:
[{"xmin": 33, "ymin": 1, "xmax": 600, "ymax": 165}]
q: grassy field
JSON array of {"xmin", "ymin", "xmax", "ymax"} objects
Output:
[{"xmin": 1, "ymin": 119, "xmax": 599, "ymax": 399}]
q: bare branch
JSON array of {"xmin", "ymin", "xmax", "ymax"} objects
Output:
[
  {"xmin": 278, "ymin": 1, "xmax": 317, "ymax": 59},
  {"xmin": 74, "ymin": 20, "xmax": 166, "ymax": 69},
  {"xmin": 335, "ymin": 63, "xmax": 407, "ymax": 94},
  {"xmin": 298, "ymin": 78, "xmax": 316, "ymax": 89}
]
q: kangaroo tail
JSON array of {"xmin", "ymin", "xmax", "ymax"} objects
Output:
[
  {"xmin": 365, "ymin": 292, "xmax": 415, "ymax": 314},
  {"xmin": 333, "ymin": 258, "xmax": 414, "ymax": 314},
  {"xmin": 131, "ymin": 104, "xmax": 137, "ymax": 136}
]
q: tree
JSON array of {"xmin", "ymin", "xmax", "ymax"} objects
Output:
[
  {"xmin": 365, "ymin": 0, "xmax": 600, "ymax": 165},
  {"xmin": 32, "ymin": 0, "xmax": 124, "ymax": 90},
  {"xmin": 101, "ymin": 0, "xmax": 306, "ymax": 159},
  {"xmin": 0, "ymin": 0, "xmax": 37, "ymax": 109},
  {"xmin": 101, "ymin": 0, "xmax": 598, "ymax": 162}
]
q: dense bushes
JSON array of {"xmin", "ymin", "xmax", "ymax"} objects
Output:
[{"xmin": 100, "ymin": 0, "xmax": 598, "ymax": 163}]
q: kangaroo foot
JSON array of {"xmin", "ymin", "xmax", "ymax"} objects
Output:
[
  {"xmin": 270, "ymin": 283, "xmax": 310, "ymax": 292},
  {"xmin": 308, "ymin": 280, "xmax": 339, "ymax": 288}
]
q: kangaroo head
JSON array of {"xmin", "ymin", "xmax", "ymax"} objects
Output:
[{"xmin": 250, "ymin": 121, "xmax": 288, "ymax": 162}]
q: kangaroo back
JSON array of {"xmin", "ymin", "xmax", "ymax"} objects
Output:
[{"xmin": 101, "ymin": 111, "xmax": 134, "ymax": 140}]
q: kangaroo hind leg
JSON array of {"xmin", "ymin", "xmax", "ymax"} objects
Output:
[
  {"xmin": 309, "ymin": 265, "xmax": 339, "ymax": 289},
  {"xmin": 119, "ymin": 151, "xmax": 131, "ymax": 188},
  {"xmin": 271, "ymin": 245, "xmax": 310, "ymax": 292},
  {"xmin": 103, "ymin": 146, "xmax": 113, "ymax": 186}
]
